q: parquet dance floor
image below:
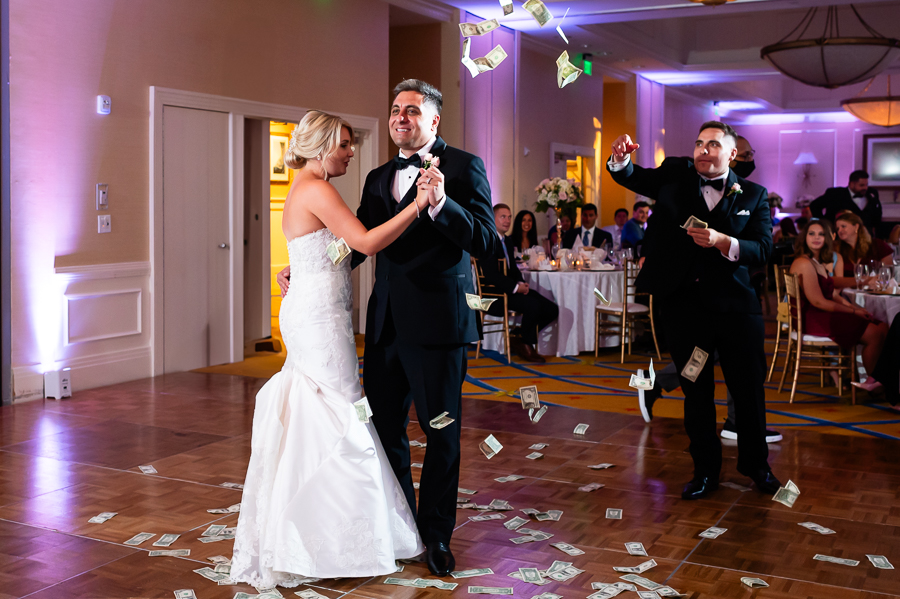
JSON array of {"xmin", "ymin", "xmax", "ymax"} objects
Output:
[{"xmin": 1, "ymin": 369, "xmax": 898, "ymax": 598}]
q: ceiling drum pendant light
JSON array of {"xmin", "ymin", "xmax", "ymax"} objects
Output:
[
  {"xmin": 760, "ymin": 5, "xmax": 900, "ymax": 89},
  {"xmin": 842, "ymin": 75, "xmax": 900, "ymax": 127},
  {"xmin": 688, "ymin": 0, "xmax": 736, "ymax": 5}
]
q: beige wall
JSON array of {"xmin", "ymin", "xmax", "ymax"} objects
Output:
[{"xmin": 10, "ymin": 0, "xmax": 390, "ymax": 381}]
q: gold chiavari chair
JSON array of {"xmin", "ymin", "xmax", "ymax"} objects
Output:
[
  {"xmin": 595, "ymin": 260, "xmax": 661, "ymax": 363},
  {"xmin": 472, "ymin": 257, "xmax": 515, "ymax": 364},
  {"xmin": 766, "ymin": 265, "xmax": 791, "ymax": 382}
]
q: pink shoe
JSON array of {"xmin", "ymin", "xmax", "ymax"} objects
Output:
[{"xmin": 851, "ymin": 378, "xmax": 884, "ymax": 393}]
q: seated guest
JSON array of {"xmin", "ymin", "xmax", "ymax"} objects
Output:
[
  {"xmin": 861, "ymin": 316, "xmax": 900, "ymax": 403},
  {"xmin": 789, "ymin": 220, "xmax": 887, "ymax": 388},
  {"xmin": 482, "ymin": 204, "xmax": 560, "ymax": 363},
  {"xmin": 562, "ymin": 203, "xmax": 612, "ymax": 250},
  {"xmin": 810, "ymin": 170, "xmax": 882, "ymax": 233},
  {"xmin": 621, "ymin": 201, "xmax": 650, "ymax": 250},
  {"xmin": 767, "ymin": 193, "xmax": 783, "ymax": 226},
  {"xmin": 602, "ymin": 208, "xmax": 628, "ymax": 250},
  {"xmin": 833, "ymin": 212, "xmax": 893, "ymax": 287},
  {"xmin": 773, "ymin": 217, "xmax": 798, "ymax": 245},
  {"xmin": 510, "ymin": 209, "xmax": 538, "ymax": 253},
  {"xmin": 548, "ymin": 211, "xmax": 572, "ymax": 249}
]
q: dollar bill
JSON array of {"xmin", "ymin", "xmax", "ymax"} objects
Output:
[
  {"xmin": 529, "ymin": 405, "xmax": 548, "ymax": 423},
  {"xmin": 451, "ymin": 568, "xmax": 494, "ymax": 579},
  {"xmin": 587, "ymin": 589, "xmax": 622, "ymax": 599},
  {"xmin": 295, "ymin": 590, "xmax": 330, "ymax": 599},
  {"xmin": 614, "ymin": 559, "xmax": 657, "ymax": 573},
  {"xmin": 867, "ymin": 554, "xmax": 894, "ymax": 569},
  {"xmin": 495, "ymin": 474, "xmax": 525, "ymax": 483},
  {"xmin": 529, "ymin": 443, "xmax": 548, "ymax": 450},
  {"xmin": 547, "ymin": 565, "xmax": 584, "ymax": 581},
  {"xmin": 88, "ymin": 511, "xmax": 118, "ymax": 524},
  {"xmin": 510, "ymin": 535, "xmax": 538, "ymax": 544},
  {"xmin": 720, "ymin": 482, "xmax": 751, "ymax": 492},
  {"xmin": 461, "ymin": 39, "xmax": 508, "ymax": 78},
  {"xmin": 139, "ymin": 465, "xmax": 157, "ymax": 474},
  {"xmin": 429, "ymin": 411, "xmax": 455, "ymax": 429},
  {"xmin": 508, "ymin": 570, "xmax": 550, "ymax": 586},
  {"xmin": 411, "ymin": 462, "xmax": 423, "ymax": 468},
  {"xmin": 208, "ymin": 555, "xmax": 231, "ymax": 565},
  {"xmin": 460, "ymin": 19, "xmax": 500, "ymax": 37},
  {"xmin": 193, "ymin": 566, "xmax": 231, "ymax": 583},
  {"xmin": 556, "ymin": 50, "xmax": 583, "ymax": 88},
  {"xmin": 220, "ymin": 482, "xmax": 244, "ymax": 489},
  {"xmin": 547, "ymin": 560, "xmax": 571, "ymax": 574},
  {"xmin": 174, "ymin": 591, "xmax": 196, "ymax": 599},
  {"xmin": 470, "ymin": 513, "xmax": 506, "ymax": 522},
  {"xmin": 606, "ymin": 508, "xmax": 623, "ymax": 519},
  {"xmin": 680, "ymin": 347, "xmax": 708, "ymax": 382},
  {"xmin": 524, "ymin": 530, "xmax": 554, "ymax": 541},
  {"xmin": 588, "ymin": 463, "xmax": 615, "ymax": 470},
  {"xmin": 198, "ymin": 535, "xmax": 228, "ymax": 543},
  {"xmin": 207, "ymin": 503, "xmax": 242, "ymax": 514},
  {"xmin": 148, "ymin": 548, "xmax": 187, "ymax": 562},
  {"xmin": 772, "ymin": 479, "xmax": 800, "ymax": 508},
  {"xmin": 798, "ymin": 522, "xmax": 835, "ymax": 535},
  {"xmin": 325, "ymin": 237, "xmax": 351, "ymax": 265},
  {"xmin": 499, "ymin": 0, "xmax": 513, "ymax": 16},
  {"xmin": 233, "ymin": 594, "xmax": 255, "ymax": 599},
  {"xmin": 547, "ymin": 510, "xmax": 562, "ymax": 521},
  {"xmin": 413, "ymin": 482, "xmax": 420, "ymax": 489},
  {"xmin": 469, "ymin": 586, "xmax": 514, "ymax": 594},
  {"xmin": 488, "ymin": 499, "xmax": 513, "ymax": 511},
  {"xmin": 202, "ymin": 524, "xmax": 227, "ymax": 537},
  {"xmin": 480, "ymin": 434, "xmax": 503, "ymax": 459},
  {"xmin": 353, "ymin": 397, "xmax": 373, "ymax": 423},
  {"xmin": 526, "ymin": 452, "xmax": 544, "ymax": 460},
  {"xmin": 550, "ymin": 542, "xmax": 584, "ymax": 556},
  {"xmin": 699, "ymin": 526, "xmax": 727, "ymax": 539},
  {"xmin": 523, "ymin": 0, "xmax": 553, "ymax": 26},
  {"xmin": 519, "ymin": 385, "xmax": 540, "ymax": 409},
  {"xmin": 619, "ymin": 574, "xmax": 663, "ymax": 590},
  {"xmin": 574, "ymin": 423, "xmax": 589, "ymax": 435},
  {"xmin": 459, "ymin": 487, "xmax": 478, "ymax": 495},
  {"xmin": 626, "ymin": 542, "xmax": 648, "ymax": 556},
  {"xmin": 521, "ymin": 508, "xmax": 540, "ymax": 515},
  {"xmin": 814, "ymin": 554, "xmax": 859, "ymax": 566},
  {"xmin": 384, "ymin": 577, "xmax": 427, "ymax": 588},
  {"xmin": 257, "ymin": 592, "xmax": 282, "ymax": 599},
  {"xmin": 681, "ymin": 216, "xmax": 708, "ymax": 230},
  {"xmin": 466, "ymin": 292, "xmax": 499, "ymax": 311},
  {"xmin": 740, "ymin": 577, "xmax": 768, "ymax": 588},
  {"xmin": 152, "ymin": 534, "xmax": 180, "ymax": 547},
  {"xmin": 656, "ymin": 587, "xmax": 686, "ymax": 598},
  {"xmin": 519, "ymin": 568, "xmax": 544, "ymax": 584},
  {"xmin": 410, "ymin": 439, "xmax": 427, "ymax": 447},
  {"xmin": 534, "ymin": 594, "xmax": 563, "ymax": 599},
  {"xmin": 637, "ymin": 592, "xmax": 661, "ymax": 599},
  {"xmin": 124, "ymin": 532, "xmax": 155, "ymax": 546},
  {"xmin": 629, "ymin": 360, "xmax": 656, "ymax": 391},
  {"xmin": 579, "ymin": 482, "xmax": 604, "ymax": 492},
  {"xmin": 594, "ymin": 287, "xmax": 611, "ymax": 305},
  {"xmin": 555, "ymin": 7, "xmax": 570, "ymax": 43},
  {"xmin": 254, "ymin": 588, "xmax": 282, "ymax": 597}
]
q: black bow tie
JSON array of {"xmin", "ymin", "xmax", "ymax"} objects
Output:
[
  {"xmin": 700, "ymin": 178, "xmax": 724, "ymax": 191},
  {"xmin": 852, "ymin": 192, "xmax": 866, "ymax": 199},
  {"xmin": 394, "ymin": 153, "xmax": 422, "ymax": 169}
]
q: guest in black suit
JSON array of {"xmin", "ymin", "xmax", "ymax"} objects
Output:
[
  {"xmin": 608, "ymin": 121, "xmax": 781, "ymax": 500},
  {"xmin": 481, "ymin": 204, "xmax": 559, "ymax": 363},
  {"xmin": 562, "ymin": 203, "xmax": 613, "ymax": 250},
  {"xmin": 810, "ymin": 170, "xmax": 882, "ymax": 233},
  {"xmin": 352, "ymin": 80, "xmax": 498, "ymax": 576}
]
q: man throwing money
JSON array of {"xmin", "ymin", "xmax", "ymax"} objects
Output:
[{"xmin": 607, "ymin": 121, "xmax": 781, "ymax": 500}]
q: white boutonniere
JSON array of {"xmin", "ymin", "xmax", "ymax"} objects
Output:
[{"xmin": 727, "ymin": 182, "xmax": 742, "ymax": 197}]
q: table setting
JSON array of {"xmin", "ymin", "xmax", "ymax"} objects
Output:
[{"xmin": 842, "ymin": 264, "xmax": 900, "ymax": 326}]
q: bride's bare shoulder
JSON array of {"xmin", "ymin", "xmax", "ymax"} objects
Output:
[{"xmin": 289, "ymin": 178, "xmax": 341, "ymax": 204}]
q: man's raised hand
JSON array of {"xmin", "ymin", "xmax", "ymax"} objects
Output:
[{"xmin": 611, "ymin": 134, "xmax": 640, "ymax": 163}]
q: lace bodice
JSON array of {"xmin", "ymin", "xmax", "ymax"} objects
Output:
[{"xmin": 286, "ymin": 228, "xmax": 349, "ymax": 276}]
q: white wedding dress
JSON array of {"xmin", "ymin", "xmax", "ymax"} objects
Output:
[{"xmin": 231, "ymin": 228, "xmax": 424, "ymax": 588}]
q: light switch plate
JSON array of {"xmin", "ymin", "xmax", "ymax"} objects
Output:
[
  {"xmin": 98, "ymin": 214, "xmax": 111, "ymax": 233},
  {"xmin": 96, "ymin": 183, "xmax": 108, "ymax": 209},
  {"xmin": 97, "ymin": 95, "xmax": 111, "ymax": 115}
]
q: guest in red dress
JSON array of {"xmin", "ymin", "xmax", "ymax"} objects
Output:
[
  {"xmin": 790, "ymin": 220, "xmax": 888, "ymax": 389},
  {"xmin": 834, "ymin": 212, "xmax": 894, "ymax": 288}
]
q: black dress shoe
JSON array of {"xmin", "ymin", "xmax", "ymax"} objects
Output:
[
  {"xmin": 517, "ymin": 343, "xmax": 546, "ymax": 363},
  {"xmin": 745, "ymin": 469, "xmax": 781, "ymax": 495},
  {"xmin": 426, "ymin": 542, "xmax": 455, "ymax": 577},
  {"xmin": 681, "ymin": 476, "xmax": 719, "ymax": 500}
]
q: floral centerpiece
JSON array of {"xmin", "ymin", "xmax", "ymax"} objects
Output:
[{"xmin": 533, "ymin": 177, "xmax": 585, "ymax": 255}]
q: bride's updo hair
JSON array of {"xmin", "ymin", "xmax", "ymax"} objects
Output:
[{"xmin": 284, "ymin": 110, "xmax": 354, "ymax": 170}]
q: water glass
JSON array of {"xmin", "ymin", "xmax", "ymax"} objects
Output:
[
  {"xmin": 878, "ymin": 266, "xmax": 891, "ymax": 291},
  {"xmin": 855, "ymin": 263, "xmax": 868, "ymax": 289}
]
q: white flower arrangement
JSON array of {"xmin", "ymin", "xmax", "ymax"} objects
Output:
[{"xmin": 533, "ymin": 177, "xmax": 584, "ymax": 214}]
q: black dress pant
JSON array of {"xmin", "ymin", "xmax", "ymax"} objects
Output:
[
  {"xmin": 661, "ymin": 303, "xmax": 770, "ymax": 478},
  {"xmin": 363, "ymin": 306, "xmax": 467, "ymax": 546},
  {"xmin": 487, "ymin": 290, "xmax": 559, "ymax": 344}
]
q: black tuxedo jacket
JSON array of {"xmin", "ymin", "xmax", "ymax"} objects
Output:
[
  {"xmin": 352, "ymin": 137, "xmax": 498, "ymax": 345},
  {"xmin": 809, "ymin": 186, "xmax": 881, "ymax": 231},
  {"xmin": 561, "ymin": 226, "xmax": 613, "ymax": 250},
  {"xmin": 479, "ymin": 236, "xmax": 523, "ymax": 295},
  {"xmin": 608, "ymin": 157, "xmax": 772, "ymax": 314}
]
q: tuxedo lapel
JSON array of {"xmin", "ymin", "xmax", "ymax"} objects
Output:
[
  {"xmin": 381, "ymin": 164, "xmax": 396, "ymax": 215},
  {"xmin": 714, "ymin": 169, "xmax": 739, "ymax": 219}
]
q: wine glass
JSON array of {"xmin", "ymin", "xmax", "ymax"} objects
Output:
[
  {"xmin": 878, "ymin": 266, "xmax": 891, "ymax": 292},
  {"xmin": 855, "ymin": 263, "xmax": 868, "ymax": 289},
  {"xmin": 624, "ymin": 247, "xmax": 634, "ymax": 262}
]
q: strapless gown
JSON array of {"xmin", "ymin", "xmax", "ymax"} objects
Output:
[{"xmin": 230, "ymin": 229, "xmax": 423, "ymax": 588}]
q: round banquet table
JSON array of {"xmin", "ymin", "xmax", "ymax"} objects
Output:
[
  {"xmin": 481, "ymin": 267, "xmax": 625, "ymax": 357},
  {"xmin": 842, "ymin": 288, "xmax": 900, "ymax": 327}
]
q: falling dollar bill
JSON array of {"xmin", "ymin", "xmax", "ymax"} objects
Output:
[
  {"xmin": 556, "ymin": 51, "xmax": 583, "ymax": 88},
  {"xmin": 614, "ymin": 559, "xmax": 657, "ymax": 574},
  {"xmin": 174, "ymin": 591, "xmax": 197, "ymax": 599},
  {"xmin": 499, "ymin": 0, "xmax": 513, "ymax": 16},
  {"xmin": 529, "ymin": 405, "xmax": 548, "ymax": 423},
  {"xmin": 588, "ymin": 463, "xmax": 615, "ymax": 469},
  {"xmin": 740, "ymin": 577, "xmax": 768, "ymax": 588},
  {"xmin": 152, "ymin": 534, "xmax": 180, "ymax": 547},
  {"xmin": 460, "ymin": 18, "xmax": 500, "ymax": 37},
  {"xmin": 325, "ymin": 237, "xmax": 351, "ymax": 265},
  {"xmin": 606, "ymin": 508, "xmax": 623, "ymax": 519},
  {"xmin": 814, "ymin": 554, "xmax": 859, "ymax": 566},
  {"xmin": 626, "ymin": 542, "xmax": 648, "ymax": 556},
  {"xmin": 88, "ymin": 512, "xmax": 117, "ymax": 524},
  {"xmin": 551, "ymin": 542, "xmax": 585, "ymax": 556},
  {"xmin": 798, "ymin": 522, "xmax": 835, "ymax": 535},
  {"xmin": 353, "ymin": 396, "xmax": 373, "ymax": 423},
  {"xmin": 466, "ymin": 292, "xmax": 499, "ymax": 312},
  {"xmin": 149, "ymin": 549, "xmax": 191, "ymax": 557},
  {"xmin": 461, "ymin": 39, "xmax": 508, "ymax": 78},
  {"xmin": 139, "ymin": 465, "xmax": 157, "ymax": 474},
  {"xmin": 629, "ymin": 359, "xmax": 656, "ymax": 391},
  {"xmin": 579, "ymin": 482, "xmax": 604, "ymax": 492},
  {"xmin": 867, "ymin": 554, "xmax": 894, "ymax": 569},
  {"xmin": 523, "ymin": 0, "xmax": 553, "ymax": 26},
  {"xmin": 480, "ymin": 434, "xmax": 503, "ymax": 459},
  {"xmin": 556, "ymin": 7, "xmax": 570, "ymax": 43},
  {"xmin": 594, "ymin": 287, "xmax": 611, "ymax": 305},
  {"xmin": 519, "ymin": 385, "xmax": 540, "ymax": 409},
  {"xmin": 430, "ymin": 411, "xmax": 455, "ymax": 429},
  {"xmin": 574, "ymin": 423, "xmax": 589, "ymax": 435},
  {"xmin": 681, "ymin": 346, "xmax": 708, "ymax": 382},
  {"xmin": 772, "ymin": 479, "xmax": 800, "ymax": 508},
  {"xmin": 681, "ymin": 216, "xmax": 708, "ymax": 230},
  {"xmin": 451, "ymin": 568, "xmax": 494, "ymax": 579},
  {"xmin": 124, "ymin": 532, "xmax": 155, "ymax": 546},
  {"xmin": 699, "ymin": 526, "xmax": 727, "ymax": 539}
]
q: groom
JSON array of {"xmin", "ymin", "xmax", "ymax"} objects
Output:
[{"xmin": 353, "ymin": 79, "xmax": 497, "ymax": 576}]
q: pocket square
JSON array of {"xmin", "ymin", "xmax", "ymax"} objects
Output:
[{"xmin": 736, "ymin": 209, "xmax": 750, "ymax": 216}]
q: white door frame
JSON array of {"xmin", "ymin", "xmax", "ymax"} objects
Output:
[{"xmin": 149, "ymin": 87, "xmax": 379, "ymax": 375}]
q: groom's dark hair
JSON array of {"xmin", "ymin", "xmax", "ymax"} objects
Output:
[{"xmin": 393, "ymin": 79, "xmax": 443, "ymax": 115}]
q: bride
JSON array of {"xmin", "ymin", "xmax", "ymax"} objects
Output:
[{"xmin": 231, "ymin": 110, "xmax": 428, "ymax": 588}]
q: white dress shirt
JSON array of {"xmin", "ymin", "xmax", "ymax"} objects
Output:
[
  {"xmin": 393, "ymin": 136, "xmax": 445, "ymax": 219},
  {"xmin": 573, "ymin": 225, "xmax": 598, "ymax": 250},
  {"xmin": 850, "ymin": 188, "xmax": 867, "ymax": 211},
  {"xmin": 602, "ymin": 224, "xmax": 623, "ymax": 250},
  {"xmin": 608, "ymin": 155, "xmax": 740, "ymax": 261}
]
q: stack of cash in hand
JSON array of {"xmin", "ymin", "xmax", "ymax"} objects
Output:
[
  {"xmin": 466, "ymin": 292, "xmax": 498, "ymax": 312},
  {"xmin": 629, "ymin": 359, "xmax": 656, "ymax": 391},
  {"xmin": 772, "ymin": 480, "xmax": 800, "ymax": 508},
  {"xmin": 88, "ymin": 511, "xmax": 117, "ymax": 524},
  {"xmin": 681, "ymin": 216, "xmax": 708, "ymax": 230}
]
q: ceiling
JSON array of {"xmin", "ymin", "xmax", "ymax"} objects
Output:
[{"xmin": 390, "ymin": 0, "xmax": 900, "ymax": 119}]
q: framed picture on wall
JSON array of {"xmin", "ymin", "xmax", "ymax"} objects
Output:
[
  {"xmin": 863, "ymin": 134, "xmax": 900, "ymax": 188},
  {"xmin": 270, "ymin": 134, "xmax": 290, "ymax": 182}
]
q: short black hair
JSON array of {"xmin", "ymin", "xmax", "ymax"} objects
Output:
[
  {"xmin": 581, "ymin": 203, "xmax": 597, "ymax": 215},
  {"xmin": 393, "ymin": 79, "xmax": 443, "ymax": 115},
  {"xmin": 849, "ymin": 170, "xmax": 869, "ymax": 183},
  {"xmin": 493, "ymin": 203, "xmax": 511, "ymax": 213},
  {"xmin": 614, "ymin": 208, "xmax": 628, "ymax": 217},
  {"xmin": 633, "ymin": 201, "xmax": 650, "ymax": 211},
  {"xmin": 698, "ymin": 121, "xmax": 738, "ymax": 145}
]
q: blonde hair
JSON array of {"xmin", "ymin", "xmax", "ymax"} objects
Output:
[
  {"xmin": 834, "ymin": 211, "xmax": 871, "ymax": 262},
  {"xmin": 285, "ymin": 110, "xmax": 353, "ymax": 170}
]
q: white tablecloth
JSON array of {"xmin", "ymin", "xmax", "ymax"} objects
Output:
[
  {"xmin": 842, "ymin": 288, "xmax": 900, "ymax": 326},
  {"xmin": 482, "ymin": 269, "xmax": 624, "ymax": 357}
]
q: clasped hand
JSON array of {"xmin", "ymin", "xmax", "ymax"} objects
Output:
[
  {"xmin": 686, "ymin": 226, "xmax": 727, "ymax": 249},
  {"xmin": 416, "ymin": 157, "xmax": 445, "ymax": 208}
]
